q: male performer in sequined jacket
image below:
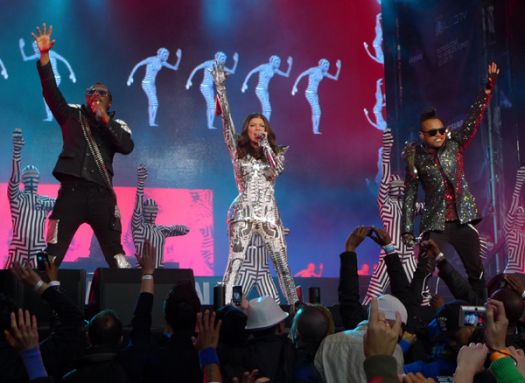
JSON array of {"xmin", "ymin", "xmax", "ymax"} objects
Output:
[
  {"xmin": 401, "ymin": 63, "xmax": 499, "ymax": 300},
  {"xmin": 33, "ymin": 23, "xmax": 134, "ymax": 268}
]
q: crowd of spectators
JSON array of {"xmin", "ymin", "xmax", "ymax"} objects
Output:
[{"xmin": 2, "ymin": 227, "xmax": 525, "ymax": 382}]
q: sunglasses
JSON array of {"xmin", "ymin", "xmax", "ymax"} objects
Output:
[
  {"xmin": 86, "ymin": 88, "xmax": 109, "ymax": 97},
  {"xmin": 421, "ymin": 127, "xmax": 447, "ymax": 137}
]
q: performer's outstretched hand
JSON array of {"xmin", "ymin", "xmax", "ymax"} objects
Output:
[
  {"xmin": 31, "ymin": 23, "xmax": 55, "ymax": 55},
  {"xmin": 486, "ymin": 62, "xmax": 500, "ymax": 93}
]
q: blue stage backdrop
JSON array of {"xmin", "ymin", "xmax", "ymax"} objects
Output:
[{"xmin": 0, "ymin": 0, "xmax": 389, "ymax": 276}]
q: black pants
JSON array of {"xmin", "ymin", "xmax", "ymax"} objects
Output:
[
  {"xmin": 424, "ymin": 221, "xmax": 485, "ymax": 300},
  {"xmin": 46, "ymin": 180, "xmax": 124, "ymax": 268}
]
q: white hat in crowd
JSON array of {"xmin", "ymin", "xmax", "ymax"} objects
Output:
[
  {"xmin": 376, "ymin": 294, "xmax": 408, "ymax": 324},
  {"xmin": 245, "ymin": 296, "xmax": 289, "ymax": 330}
]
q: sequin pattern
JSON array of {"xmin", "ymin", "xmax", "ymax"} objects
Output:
[{"xmin": 402, "ymin": 89, "xmax": 492, "ymax": 235}]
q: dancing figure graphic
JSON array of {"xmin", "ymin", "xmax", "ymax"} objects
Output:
[
  {"xmin": 0, "ymin": 58, "xmax": 7, "ymax": 79},
  {"xmin": 132, "ymin": 165, "xmax": 189, "ymax": 268},
  {"xmin": 364, "ymin": 78, "xmax": 387, "ymax": 132},
  {"xmin": 363, "ymin": 13, "xmax": 384, "ymax": 64},
  {"xmin": 127, "ymin": 48, "xmax": 182, "ymax": 127},
  {"xmin": 19, "ymin": 38, "xmax": 76, "ymax": 121},
  {"xmin": 5, "ymin": 129, "xmax": 55, "ymax": 268},
  {"xmin": 241, "ymin": 55, "xmax": 293, "ymax": 120},
  {"xmin": 186, "ymin": 51, "xmax": 239, "ymax": 130},
  {"xmin": 291, "ymin": 58, "xmax": 341, "ymax": 135}
]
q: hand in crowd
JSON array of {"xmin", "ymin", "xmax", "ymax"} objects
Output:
[
  {"xmin": 401, "ymin": 373, "xmax": 436, "ymax": 383},
  {"xmin": 508, "ymin": 346, "xmax": 525, "ymax": 377},
  {"xmin": 11, "ymin": 262, "xmax": 45, "ymax": 289},
  {"xmin": 44, "ymin": 258, "xmax": 59, "ymax": 282},
  {"xmin": 31, "ymin": 23, "xmax": 55, "ymax": 54},
  {"xmin": 401, "ymin": 233, "xmax": 415, "ymax": 248},
  {"xmin": 485, "ymin": 299, "xmax": 509, "ymax": 351},
  {"xmin": 138, "ymin": 241, "xmax": 156, "ymax": 275},
  {"xmin": 232, "ymin": 369, "xmax": 270, "ymax": 383},
  {"xmin": 363, "ymin": 298, "xmax": 401, "ymax": 358},
  {"xmin": 504, "ymin": 274, "xmax": 525, "ymax": 296},
  {"xmin": 193, "ymin": 310, "xmax": 222, "ymax": 351},
  {"xmin": 4, "ymin": 309, "xmax": 40, "ymax": 351},
  {"xmin": 345, "ymin": 226, "xmax": 370, "ymax": 253},
  {"xmin": 430, "ymin": 295, "xmax": 445, "ymax": 310},
  {"xmin": 367, "ymin": 226, "xmax": 391, "ymax": 247},
  {"xmin": 455, "ymin": 343, "xmax": 488, "ymax": 380}
]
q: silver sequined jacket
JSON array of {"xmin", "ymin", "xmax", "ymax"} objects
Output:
[
  {"xmin": 402, "ymin": 88, "xmax": 492, "ymax": 235},
  {"xmin": 215, "ymin": 84, "xmax": 286, "ymax": 227}
]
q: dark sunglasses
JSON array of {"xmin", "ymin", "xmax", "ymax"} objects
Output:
[
  {"xmin": 86, "ymin": 88, "xmax": 109, "ymax": 97},
  {"xmin": 421, "ymin": 127, "xmax": 447, "ymax": 137}
]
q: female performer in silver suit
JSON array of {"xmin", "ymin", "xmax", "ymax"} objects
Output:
[{"xmin": 212, "ymin": 62, "xmax": 298, "ymax": 304}]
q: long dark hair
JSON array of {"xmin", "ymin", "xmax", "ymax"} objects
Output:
[{"xmin": 237, "ymin": 113, "xmax": 280, "ymax": 159}]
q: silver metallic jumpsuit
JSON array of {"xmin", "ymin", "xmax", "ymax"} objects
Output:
[{"xmin": 213, "ymin": 66, "xmax": 298, "ymax": 304}]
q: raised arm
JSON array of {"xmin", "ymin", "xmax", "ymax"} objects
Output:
[
  {"xmin": 8, "ymin": 129, "xmax": 24, "ymax": 203},
  {"xmin": 52, "ymin": 52, "xmax": 76, "ymax": 83},
  {"xmin": 276, "ymin": 56, "xmax": 293, "ymax": 77},
  {"xmin": 33, "ymin": 23, "xmax": 71, "ymax": 125},
  {"xmin": 401, "ymin": 145, "xmax": 419, "ymax": 239},
  {"xmin": 241, "ymin": 65, "xmax": 262, "ymax": 93},
  {"xmin": 324, "ymin": 59, "xmax": 342, "ymax": 81},
  {"xmin": 19, "ymin": 38, "xmax": 39, "ymax": 61},
  {"xmin": 504, "ymin": 166, "xmax": 525, "ymax": 232},
  {"xmin": 212, "ymin": 63, "xmax": 238, "ymax": 159},
  {"xmin": 225, "ymin": 52, "xmax": 239, "ymax": 74},
  {"xmin": 377, "ymin": 129, "xmax": 394, "ymax": 208},
  {"xmin": 454, "ymin": 62, "xmax": 499, "ymax": 148},
  {"xmin": 364, "ymin": 108, "xmax": 380, "ymax": 130},
  {"xmin": 0, "ymin": 58, "xmax": 7, "ymax": 79},
  {"xmin": 291, "ymin": 68, "xmax": 312, "ymax": 95},
  {"xmin": 162, "ymin": 48, "xmax": 182, "ymax": 71},
  {"xmin": 185, "ymin": 61, "xmax": 208, "ymax": 89},
  {"xmin": 127, "ymin": 57, "xmax": 150, "ymax": 86}
]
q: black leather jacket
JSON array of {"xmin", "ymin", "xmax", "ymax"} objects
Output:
[{"xmin": 37, "ymin": 61, "xmax": 134, "ymax": 188}]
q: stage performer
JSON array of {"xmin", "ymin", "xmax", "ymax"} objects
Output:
[
  {"xmin": 401, "ymin": 62, "xmax": 499, "ymax": 300},
  {"xmin": 132, "ymin": 164, "xmax": 189, "ymax": 268},
  {"xmin": 4, "ymin": 129, "xmax": 55, "ymax": 268},
  {"xmin": 364, "ymin": 128, "xmax": 430, "ymax": 304},
  {"xmin": 212, "ymin": 62, "xmax": 298, "ymax": 304},
  {"xmin": 503, "ymin": 166, "xmax": 525, "ymax": 273},
  {"xmin": 33, "ymin": 23, "xmax": 134, "ymax": 268}
]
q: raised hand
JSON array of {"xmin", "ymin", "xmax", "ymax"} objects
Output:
[
  {"xmin": 336, "ymin": 59, "xmax": 342, "ymax": 69},
  {"xmin": 486, "ymin": 62, "xmax": 500, "ymax": 92},
  {"xmin": 291, "ymin": 86, "xmax": 298, "ymax": 96},
  {"xmin": 138, "ymin": 241, "xmax": 155, "ymax": 275},
  {"xmin": 12, "ymin": 129, "xmax": 25, "ymax": 151},
  {"xmin": 287, "ymin": 56, "xmax": 293, "ymax": 66},
  {"xmin": 31, "ymin": 23, "xmax": 55, "ymax": 54},
  {"xmin": 11, "ymin": 262, "xmax": 44, "ymax": 289},
  {"xmin": 485, "ymin": 298, "xmax": 509, "ymax": 350},
  {"xmin": 176, "ymin": 48, "xmax": 182, "ymax": 59},
  {"xmin": 137, "ymin": 164, "xmax": 148, "ymax": 181},
  {"xmin": 1, "ymin": 68, "xmax": 7, "ymax": 79},
  {"xmin": 44, "ymin": 257, "xmax": 59, "ymax": 282},
  {"xmin": 345, "ymin": 226, "xmax": 370, "ymax": 252},
  {"xmin": 241, "ymin": 83, "xmax": 248, "ymax": 93},
  {"xmin": 233, "ymin": 52, "xmax": 239, "ymax": 62},
  {"xmin": 368, "ymin": 227, "xmax": 392, "ymax": 247},
  {"xmin": 185, "ymin": 79, "xmax": 192, "ymax": 90},
  {"xmin": 69, "ymin": 73, "xmax": 76, "ymax": 83},
  {"xmin": 19, "ymin": 38, "xmax": 25, "ymax": 49},
  {"xmin": 127, "ymin": 77, "xmax": 134, "ymax": 86},
  {"xmin": 211, "ymin": 62, "xmax": 227, "ymax": 87},
  {"xmin": 4, "ymin": 309, "xmax": 40, "ymax": 351},
  {"xmin": 193, "ymin": 310, "xmax": 222, "ymax": 351},
  {"xmin": 176, "ymin": 225, "xmax": 190, "ymax": 235},
  {"xmin": 363, "ymin": 297, "xmax": 402, "ymax": 357}
]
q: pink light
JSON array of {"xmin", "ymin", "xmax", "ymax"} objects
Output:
[{"xmin": 0, "ymin": 184, "xmax": 214, "ymax": 275}]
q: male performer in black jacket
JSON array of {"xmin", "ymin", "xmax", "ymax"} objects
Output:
[{"xmin": 33, "ymin": 23, "xmax": 134, "ymax": 268}]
